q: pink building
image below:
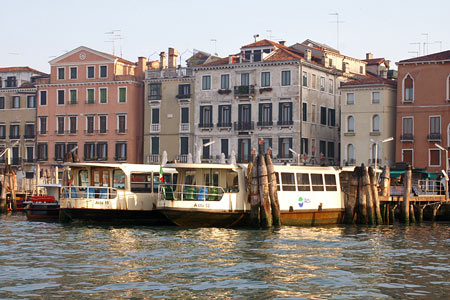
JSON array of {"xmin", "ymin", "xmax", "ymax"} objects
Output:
[{"xmin": 36, "ymin": 46, "xmax": 145, "ymax": 165}]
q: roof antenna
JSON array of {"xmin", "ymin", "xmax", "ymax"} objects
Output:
[
  {"xmin": 253, "ymin": 34, "xmax": 259, "ymax": 42},
  {"xmin": 329, "ymin": 13, "xmax": 344, "ymax": 50}
]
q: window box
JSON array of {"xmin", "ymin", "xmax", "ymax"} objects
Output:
[
  {"xmin": 218, "ymin": 89, "xmax": 232, "ymax": 95},
  {"xmin": 400, "ymin": 134, "xmax": 414, "ymax": 141},
  {"xmin": 259, "ymin": 87, "xmax": 273, "ymax": 94},
  {"xmin": 427, "ymin": 133, "xmax": 441, "ymax": 141}
]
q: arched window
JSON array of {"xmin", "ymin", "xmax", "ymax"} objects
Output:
[
  {"xmin": 347, "ymin": 116, "xmax": 355, "ymax": 132},
  {"xmin": 372, "ymin": 115, "xmax": 380, "ymax": 132},
  {"xmin": 403, "ymin": 74, "xmax": 414, "ymax": 102},
  {"xmin": 347, "ymin": 144, "xmax": 355, "ymax": 163},
  {"xmin": 447, "ymin": 74, "xmax": 450, "ymax": 100}
]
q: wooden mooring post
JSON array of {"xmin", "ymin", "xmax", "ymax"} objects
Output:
[
  {"xmin": 369, "ymin": 167, "xmax": 383, "ymax": 225},
  {"xmin": 258, "ymin": 154, "xmax": 272, "ymax": 228},
  {"xmin": 249, "ymin": 152, "xmax": 260, "ymax": 226},
  {"xmin": 401, "ymin": 165, "xmax": 412, "ymax": 224},
  {"xmin": 345, "ymin": 168, "xmax": 358, "ymax": 224},
  {"xmin": 363, "ymin": 166, "xmax": 375, "ymax": 225},
  {"xmin": 265, "ymin": 152, "xmax": 281, "ymax": 226},
  {"xmin": 357, "ymin": 166, "xmax": 368, "ymax": 224}
]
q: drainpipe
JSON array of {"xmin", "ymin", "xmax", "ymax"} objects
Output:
[{"xmin": 299, "ymin": 60, "xmax": 303, "ymax": 164}]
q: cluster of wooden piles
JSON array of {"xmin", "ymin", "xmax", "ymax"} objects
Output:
[
  {"xmin": 0, "ymin": 165, "xmax": 17, "ymax": 213},
  {"xmin": 247, "ymin": 149, "xmax": 281, "ymax": 228}
]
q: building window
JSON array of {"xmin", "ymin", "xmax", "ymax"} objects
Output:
[
  {"xmin": 402, "ymin": 117, "xmax": 413, "ymax": 140},
  {"xmin": 320, "ymin": 77, "xmax": 325, "ymax": 91},
  {"xmin": 118, "ymin": 87, "xmax": 127, "ymax": 103},
  {"xmin": 253, "ymin": 50, "xmax": 262, "ymax": 62},
  {"xmin": 328, "ymin": 79, "xmax": 333, "ymax": 94},
  {"xmin": 40, "ymin": 90, "xmax": 47, "ymax": 106},
  {"xmin": 5, "ymin": 76, "xmax": 17, "ymax": 87},
  {"xmin": 57, "ymin": 116, "xmax": 65, "ymax": 134},
  {"xmin": 37, "ymin": 143, "xmax": 48, "ymax": 161},
  {"xmin": 86, "ymin": 88, "xmax": 95, "ymax": 104},
  {"xmin": 151, "ymin": 108, "xmax": 159, "ymax": 125},
  {"xmin": 24, "ymin": 124, "xmax": 35, "ymax": 139},
  {"xmin": 360, "ymin": 66, "xmax": 364, "ymax": 74},
  {"xmin": 327, "ymin": 141, "xmax": 335, "ymax": 159},
  {"xmin": 100, "ymin": 65, "xmax": 107, "ymax": 78},
  {"xmin": 311, "ymin": 74, "xmax": 316, "ymax": 89},
  {"xmin": 429, "ymin": 149, "xmax": 440, "ymax": 167},
  {"xmin": 97, "ymin": 142, "xmax": 108, "ymax": 160},
  {"xmin": 0, "ymin": 96, "xmax": 4, "ymax": 109},
  {"xmin": 25, "ymin": 146, "xmax": 34, "ymax": 163},
  {"xmin": 261, "ymin": 72, "xmax": 270, "ymax": 87},
  {"xmin": 301, "ymin": 138, "xmax": 309, "ymax": 155},
  {"xmin": 429, "ymin": 116, "xmax": 441, "ymax": 140},
  {"xmin": 70, "ymin": 67, "xmax": 77, "ymax": 80},
  {"xmin": 86, "ymin": 115, "xmax": 95, "ymax": 134},
  {"xmin": 278, "ymin": 102, "xmax": 293, "ymax": 126},
  {"xmin": 57, "ymin": 68, "xmax": 65, "ymax": 80},
  {"xmin": 241, "ymin": 73, "xmax": 249, "ymax": 86},
  {"xmin": 302, "ymin": 71, "xmax": 308, "ymax": 87},
  {"xmin": 54, "ymin": 143, "xmax": 66, "ymax": 161},
  {"xmin": 372, "ymin": 92, "xmax": 381, "ymax": 104},
  {"xmin": 180, "ymin": 137, "xmax": 189, "ymax": 155},
  {"xmin": 311, "ymin": 104, "xmax": 316, "ymax": 123},
  {"xmin": 25, "ymin": 95, "xmax": 35, "ymax": 108},
  {"xmin": 403, "ymin": 74, "xmax": 414, "ymax": 102},
  {"xmin": 238, "ymin": 104, "xmax": 252, "ymax": 129},
  {"xmin": 151, "ymin": 137, "xmax": 159, "ymax": 155},
  {"xmin": 238, "ymin": 138, "xmax": 251, "ymax": 163},
  {"xmin": 347, "ymin": 116, "xmax": 355, "ymax": 132},
  {"xmin": 327, "ymin": 108, "xmax": 336, "ymax": 126},
  {"xmin": 221, "ymin": 139, "xmax": 229, "ymax": 157},
  {"xmin": 178, "ymin": 84, "xmax": 191, "ymax": 98},
  {"xmin": 278, "ymin": 137, "xmax": 293, "ymax": 158},
  {"xmin": 181, "ymin": 107, "xmax": 189, "ymax": 124},
  {"xmin": 84, "ymin": 143, "xmax": 96, "ymax": 160},
  {"xmin": 69, "ymin": 116, "xmax": 77, "ymax": 134},
  {"xmin": 218, "ymin": 105, "xmax": 232, "ymax": 127},
  {"xmin": 12, "ymin": 96, "xmax": 20, "ymax": 108},
  {"xmin": 258, "ymin": 103, "xmax": 272, "ymax": 126},
  {"xmin": 347, "ymin": 144, "xmax": 355, "ymax": 164},
  {"xmin": 202, "ymin": 138, "xmax": 211, "ymax": 159},
  {"xmin": 281, "ymin": 70, "xmax": 291, "ymax": 86},
  {"xmin": 67, "ymin": 143, "xmax": 78, "ymax": 155},
  {"xmin": 320, "ymin": 106, "xmax": 327, "ymax": 125},
  {"xmin": 115, "ymin": 142, "xmax": 127, "ymax": 161},
  {"xmin": 402, "ymin": 149, "xmax": 413, "ymax": 165},
  {"xmin": 0, "ymin": 124, "xmax": 5, "ymax": 139},
  {"xmin": 57, "ymin": 90, "xmax": 65, "ymax": 105},
  {"xmin": 302, "ymin": 102, "xmax": 307, "ymax": 122},
  {"xmin": 39, "ymin": 117, "xmax": 47, "ymax": 134},
  {"xmin": 87, "ymin": 66, "xmax": 95, "ymax": 79},
  {"xmin": 149, "ymin": 84, "xmax": 161, "ymax": 100},
  {"xmin": 99, "ymin": 87, "xmax": 107, "ymax": 104},
  {"xmin": 447, "ymin": 74, "xmax": 450, "ymax": 100},
  {"xmin": 221, "ymin": 74, "xmax": 230, "ymax": 89},
  {"xmin": 202, "ymin": 75, "xmax": 211, "ymax": 90},
  {"xmin": 259, "ymin": 138, "xmax": 272, "ymax": 154},
  {"xmin": 69, "ymin": 89, "xmax": 77, "ymax": 104},
  {"xmin": 347, "ymin": 93, "xmax": 355, "ymax": 105},
  {"xmin": 99, "ymin": 115, "xmax": 107, "ymax": 134},
  {"xmin": 200, "ymin": 105, "xmax": 213, "ymax": 127},
  {"xmin": 117, "ymin": 114, "xmax": 126, "ymax": 133},
  {"xmin": 372, "ymin": 115, "xmax": 380, "ymax": 132},
  {"xmin": 9, "ymin": 124, "xmax": 20, "ymax": 139}
]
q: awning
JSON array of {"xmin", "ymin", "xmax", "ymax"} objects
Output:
[{"xmin": 390, "ymin": 170, "xmax": 439, "ymax": 179}]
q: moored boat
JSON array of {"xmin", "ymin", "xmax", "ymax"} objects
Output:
[
  {"xmin": 157, "ymin": 161, "xmax": 344, "ymax": 227},
  {"xmin": 24, "ymin": 184, "xmax": 61, "ymax": 221},
  {"xmin": 59, "ymin": 162, "xmax": 176, "ymax": 225}
]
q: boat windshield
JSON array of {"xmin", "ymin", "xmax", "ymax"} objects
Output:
[{"xmin": 113, "ymin": 169, "xmax": 125, "ymax": 189}]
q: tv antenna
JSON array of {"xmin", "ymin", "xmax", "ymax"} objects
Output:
[
  {"xmin": 266, "ymin": 30, "xmax": 273, "ymax": 40},
  {"xmin": 210, "ymin": 39, "xmax": 217, "ymax": 55},
  {"xmin": 435, "ymin": 41, "xmax": 443, "ymax": 52},
  {"xmin": 421, "ymin": 33, "xmax": 429, "ymax": 55},
  {"xmin": 329, "ymin": 12, "xmax": 344, "ymax": 50},
  {"xmin": 105, "ymin": 30, "xmax": 122, "ymax": 56},
  {"xmin": 410, "ymin": 42, "xmax": 421, "ymax": 57}
]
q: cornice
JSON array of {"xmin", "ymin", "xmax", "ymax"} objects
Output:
[
  {"xmin": 36, "ymin": 80, "xmax": 143, "ymax": 88},
  {"xmin": 0, "ymin": 88, "xmax": 36, "ymax": 93},
  {"xmin": 194, "ymin": 60, "xmax": 300, "ymax": 71}
]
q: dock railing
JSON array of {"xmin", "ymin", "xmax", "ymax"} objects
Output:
[
  {"xmin": 415, "ymin": 180, "xmax": 446, "ymax": 196},
  {"xmin": 61, "ymin": 185, "xmax": 118, "ymax": 200},
  {"xmin": 159, "ymin": 184, "xmax": 225, "ymax": 202}
]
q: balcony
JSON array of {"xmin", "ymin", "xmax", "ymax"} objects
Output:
[
  {"xmin": 24, "ymin": 133, "xmax": 35, "ymax": 139},
  {"xmin": 24, "ymin": 158, "xmax": 35, "ymax": 164},
  {"xmin": 147, "ymin": 154, "xmax": 160, "ymax": 164},
  {"xmin": 176, "ymin": 154, "xmax": 189, "ymax": 163},
  {"xmin": 146, "ymin": 67, "xmax": 194, "ymax": 80},
  {"xmin": 148, "ymin": 94, "xmax": 162, "ymax": 101},
  {"xmin": 84, "ymin": 130, "xmax": 97, "ymax": 135},
  {"xmin": 277, "ymin": 120, "xmax": 294, "ymax": 127},
  {"xmin": 428, "ymin": 133, "xmax": 441, "ymax": 141},
  {"xmin": 176, "ymin": 93, "xmax": 191, "ymax": 99},
  {"xmin": 233, "ymin": 85, "xmax": 255, "ymax": 97},
  {"xmin": 9, "ymin": 134, "xmax": 20, "ymax": 139},
  {"xmin": 199, "ymin": 123, "xmax": 214, "ymax": 129},
  {"xmin": 150, "ymin": 124, "xmax": 160, "ymax": 133},
  {"xmin": 400, "ymin": 134, "xmax": 414, "ymax": 142},
  {"xmin": 234, "ymin": 121, "xmax": 254, "ymax": 131},
  {"xmin": 216, "ymin": 122, "xmax": 232, "ymax": 129},
  {"xmin": 257, "ymin": 121, "xmax": 273, "ymax": 127},
  {"xmin": 179, "ymin": 123, "xmax": 190, "ymax": 133},
  {"xmin": 68, "ymin": 130, "xmax": 78, "ymax": 135},
  {"xmin": 98, "ymin": 129, "xmax": 108, "ymax": 134}
]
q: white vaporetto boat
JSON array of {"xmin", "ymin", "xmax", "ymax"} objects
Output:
[
  {"xmin": 157, "ymin": 162, "xmax": 344, "ymax": 227},
  {"xmin": 59, "ymin": 162, "xmax": 176, "ymax": 224}
]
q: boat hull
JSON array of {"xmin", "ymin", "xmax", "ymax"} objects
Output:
[
  {"xmin": 280, "ymin": 209, "xmax": 344, "ymax": 226},
  {"xmin": 59, "ymin": 208, "xmax": 172, "ymax": 225},
  {"xmin": 24, "ymin": 203, "xmax": 60, "ymax": 221},
  {"xmin": 161, "ymin": 209, "xmax": 247, "ymax": 227}
]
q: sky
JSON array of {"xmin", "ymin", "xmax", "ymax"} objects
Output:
[{"xmin": 1, "ymin": 0, "xmax": 449, "ymax": 73}]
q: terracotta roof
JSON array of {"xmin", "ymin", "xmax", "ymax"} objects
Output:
[
  {"xmin": 264, "ymin": 47, "xmax": 303, "ymax": 61},
  {"xmin": 364, "ymin": 58, "xmax": 385, "ymax": 65},
  {"xmin": 340, "ymin": 77, "xmax": 397, "ymax": 87},
  {"xmin": 0, "ymin": 66, "xmax": 46, "ymax": 75},
  {"xmin": 96, "ymin": 50, "xmax": 136, "ymax": 65},
  {"xmin": 241, "ymin": 39, "xmax": 282, "ymax": 48},
  {"xmin": 398, "ymin": 50, "xmax": 450, "ymax": 64},
  {"xmin": 200, "ymin": 56, "xmax": 229, "ymax": 67}
]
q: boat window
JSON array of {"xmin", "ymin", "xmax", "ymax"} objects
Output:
[
  {"xmin": 281, "ymin": 172, "xmax": 296, "ymax": 191},
  {"xmin": 113, "ymin": 169, "xmax": 126, "ymax": 189},
  {"xmin": 297, "ymin": 173, "xmax": 311, "ymax": 191},
  {"xmin": 226, "ymin": 171, "xmax": 239, "ymax": 192},
  {"xmin": 275, "ymin": 172, "xmax": 280, "ymax": 191},
  {"xmin": 79, "ymin": 170, "xmax": 89, "ymax": 187},
  {"xmin": 204, "ymin": 170, "xmax": 219, "ymax": 187},
  {"xmin": 163, "ymin": 173, "xmax": 172, "ymax": 184},
  {"xmin": 325, "ymin": 174, "xmax": 337, "ymax": 191},
  {"xmin": 311, "ymin": 173, "xmax": 324, "ymax": 191},
  {"xmin": 184, "ymin": 171, "xmax": 196, "ymax": 185},
  {"xmin": 131, "ymin": 173, "xmax": 152, "ymax": 193},
  {"xmin": 153, "ymin": 173, "xmax": 162, "ymax": 193}
]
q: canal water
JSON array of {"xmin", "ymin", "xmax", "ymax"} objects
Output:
[{"xmin": 0, "ymin": 214, "xmax": 449, "ymax": 299}]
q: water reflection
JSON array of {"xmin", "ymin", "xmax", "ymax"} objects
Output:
[{"xmin": 0, "ymin": 214, "xmax": 449, "ymax": 299}]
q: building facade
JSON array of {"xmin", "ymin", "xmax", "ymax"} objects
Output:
[
  {"xmin": 36, "ymin": 46, "xmax": 145, "ymax": 166},
  {"xmin": 340, "ymin": 77, "xmax": 397, "ymax": 167},
  {"xmin": 395, "ymin": 50, "xmax": 450, "ymax": 173},
  {"xmin": 0, "ymin": 67, "xmax": 47, "ymax": 188}
]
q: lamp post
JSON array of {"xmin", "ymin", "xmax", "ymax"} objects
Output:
[
  {"xmin": 435, "ymin": 143, "xmax": 448, "ymax": 199},
  {"xmin": 289, "ymin": 148, "xmax": 300, "ymax": 165},
  {"xmin": 370, "ymin": 137, "xmax": 394, "ymax": 170},
  {"xmin": 202, "ymin": 140, "xmax": 215, "ymax": 161}
]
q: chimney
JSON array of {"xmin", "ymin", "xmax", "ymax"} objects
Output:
[
  {"xmin": 366, "ymin": 53, "xmax": 373, "ymax": 60},
  {"xmin": 136, "ymin": 56, "xmax": 147, "ymax": 80},
  {"xmin": 168, "ymin": 47, "xmax": 179, "ymax": 69},
  {"xmin": 159, "ymin": 52, "xmax": 167, "ymax": 69},
  {"xmin": 305, "ymin": 49, "xmax": 312, "ymax": 62},
  {"xmin": 279, "ymin": 41, "xmax": 286, "ymax": 46}
]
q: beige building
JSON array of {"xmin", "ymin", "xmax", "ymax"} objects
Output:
[{"xmin": 340, "ymin": 77, "xmax": 397, "ymax": 167}]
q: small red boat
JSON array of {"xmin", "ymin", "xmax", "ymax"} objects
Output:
[{"xmin": 24, "ymin": 184, "xmax": 60, "ymax": 221}]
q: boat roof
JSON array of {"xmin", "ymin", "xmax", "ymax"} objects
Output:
[
  {"xmin": 165, "ymin": 162, "xmax": 243, "ymax": 171},
  {"xmin": 64, "ymin": 162, "xmax": 175, "ymax": 173},
  {"xmin": 272, "ymin": 164, "xmax": 340, "ymax": 173},
  {"xmin": 36, "ymin": 183, "xmax": 61, "ymax": 188}
]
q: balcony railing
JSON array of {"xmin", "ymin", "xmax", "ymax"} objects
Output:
[
  {"xmin": 24, "ymin": 134, "xmax": 35, "ymax": 139},
  {"xmin": 428, "ymin": 133, "xmax": 441, "ymax": 141},
  {"xmin": 199, "ymin": 123, "xmax": 214, "ymax": 129},
  {"xmin": 176, "ymin": 93, "xmax": 191, "ymax": 99},
  {"xmin": 146, "ymin": 67, "xmax": 194, "ymax": 80},
  {"xmin": 234, "ymin": 121, "xmax": 254, "ymax": 131},
  {"xmin": 368, "ymin": 158, "xmax": 381, "ymax": 165},
  {"xmin": 84, "ymin": 130, "xmax": 97, "ymax": 135},
  {"xmin": 216, "ymin": 122, "xmax": 232, "ymax": 128},
  {"xmin": 176, "ymin": 154, "xmax": 189, "ymax": 163},
  {"xmin": 277, "ymin": 120, "xmax": 294, "ymax": 126},
  {"xmin": 150, "ymin": 124, "xmax": 160, "ymax": 133},
  {"xmin": 147, "ymin": 154, "xmax": 160, "ymax": 164},
  {"xmin": 233, "ymin": 85, "xmax": 255, "ymax": 96},
  {"xmin": 148, "ymin": 95, "xmax": 162, "ymax": 101},
  {"xmin": 11, "ymin": 158, "xmax": 21, "ymax": 165},
  {"xmin": 24, "ymin": 158, "xmax": 35, "ymax": 163},
  {"xmin": 400, "ymin": 134, "xmax": 414, "ymax": 141},
  {"xmin": 257, "ymin": 121, "xmax": 273, "ymax": 127},
  {"xmin": 179, "ymin": 123, "xmax": 190, "ymax": 132},
  {"xmin": 9, "ymin": 134, "xmax": 20, "ymax": 139}
]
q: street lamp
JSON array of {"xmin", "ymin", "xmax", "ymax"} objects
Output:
[
  {"xmin": 435, "ymin": 143, "xmax": 448, "ymax": 199},
  {"xmin": 289, "ymin": 148, "xmax": 300, "ymax": 164},
  {"xmin": 370, "ymin": 137, "xmax": 394, "ymax": 170}
]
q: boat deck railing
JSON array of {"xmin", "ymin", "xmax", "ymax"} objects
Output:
[
  {"xmin": 61, "ymin": 185, "xmax": 118, "ymax": 200},
  {"xmin": 160, "ymin": 184, "xmax": 225, "ymax": 201}
]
